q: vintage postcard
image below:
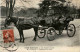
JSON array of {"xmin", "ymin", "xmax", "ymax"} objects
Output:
[{"xmin": 0, "ymin": 0, "xmax": 80, "ymax": 52}]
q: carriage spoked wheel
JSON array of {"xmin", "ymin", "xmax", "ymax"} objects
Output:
[
  {"xmin": 47, "ymin": 27, "xmax": 56, "ymax": 41},
  {"xmin": 67, "ymin": 24, "xmax": 76, "ymax": 37},
  {"xmin": 38, "ymin": 27, "xmax": 46, "ymax": 38}
]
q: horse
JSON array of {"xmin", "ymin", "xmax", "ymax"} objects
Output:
[{"xmin": 4, "ymin": 16, "xmax": 40, "ymax": 43}]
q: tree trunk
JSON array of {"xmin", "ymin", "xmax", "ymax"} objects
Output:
[
  {"xmin": 6, "ymin": 0, "xmax": 9, "ymax": 17},
  {"xmin": 6, "ymin": 0, "xmax": 15, "ymax": 17}
]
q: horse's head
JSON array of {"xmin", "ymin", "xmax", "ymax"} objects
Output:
[
  {"xmin": 4, "ymin": 16, "xmax": 18, "ymax": 27},
  {"xmin": 4, "ymin": 16, "xmax": 13, "ymax": 27}
]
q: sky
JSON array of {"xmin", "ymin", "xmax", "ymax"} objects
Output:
[{"xmin": 0, "ymin": 0, "xmax": 80, "ymax": 9}]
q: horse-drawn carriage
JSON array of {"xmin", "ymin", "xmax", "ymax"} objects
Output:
[
  {"xmin": 37, "ymin": 0, "xmax": 76, "ymax": 41},
  {"xmin": 4, "ymin": 0, "xmax": 76, "ymax": 42},
  {"xmin": 38, "ymin": 15, "xmax": 76, "ymax": 41}
]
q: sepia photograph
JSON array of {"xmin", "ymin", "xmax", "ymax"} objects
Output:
[{"xmin": 0, "ymin": 0, "xmax": 80, "ymax": 52}]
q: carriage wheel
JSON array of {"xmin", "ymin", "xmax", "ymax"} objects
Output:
[
  {"xmin": 38, "ymin": 27, "xmax": 46, "ymax": 38},
  {"xmin": 47, "ymin": 27, "xmax": 56, "ymax": 41},
  {"xmin": 67, "ymin": 24, "xmax": 76, "ymax": 37}
]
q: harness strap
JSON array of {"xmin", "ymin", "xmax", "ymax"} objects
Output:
[{"xmin": 16, "ymin": 18, "xmax": 19, "ymax": 25}]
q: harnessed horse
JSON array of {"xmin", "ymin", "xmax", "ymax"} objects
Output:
[
  {"xmin": 4, "ymin": 16, "xmax": 39, "ymax": 43},
  {"xmin": 4, "ymin": 15, "xmax": 74, "ymax": 43}
]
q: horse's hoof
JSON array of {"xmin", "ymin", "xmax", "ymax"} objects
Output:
[
  {"xmin": 24, "ymin": 38, "xmax": 25, "ymax": 40},
  {"xmin": 19, "ymin": 41, "xmax": 21, "ymax": 43},
  {"xmin": 32, "ymin": 39, "xmax": 36, "ymax": 41},
  {"xmin": 22, "ymin": 41, "xmax": 24, "ymax": 43}
]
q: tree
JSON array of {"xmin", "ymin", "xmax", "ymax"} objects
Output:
[
  {"xmin": 58, "ymin": 0, "xmax": 66, "ymax": 2},
  {"xmin": 6, "ymin": 0, "xmax": 16, "ymax": 17},
  {"xmin": 38, "ymin": 0, "xmax": 50, "ymax": 17},
  {"xmin": 1, "ymin": 6, "xmax": 6, "ymax": 16},
  {"xmin": 16, "ymin": 8, "xmax": 37, "ymax": 17},
  {"xmin": 6, "ymin": 0, "xmax": 9, "ymax": 16},
  {"xmin": 77, "ymin": 9, "xmax": 80, "ymax": 18},
  {"xmin": 38, "ymin": 0, "xmax": 67, "ymax": 17}
]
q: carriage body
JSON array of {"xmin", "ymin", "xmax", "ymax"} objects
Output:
[{"xmin": 38, "ymin": 16, "xmax": 76, "ymax": 41}]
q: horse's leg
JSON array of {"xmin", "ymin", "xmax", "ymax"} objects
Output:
[
  {"xmin": 33, "ymin": 27, "xmax": 38, "ymax": 41},
  {"xmin": 19, "ymin": 29, "xmax": 24, "ymax": 43},
  {"xmin": 18, "ymin": 29, "xmax": 23, "ymax": 42},
  {"xmin": 21, "ymin": 30, "xmax": 25, "ymax": 43}
]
